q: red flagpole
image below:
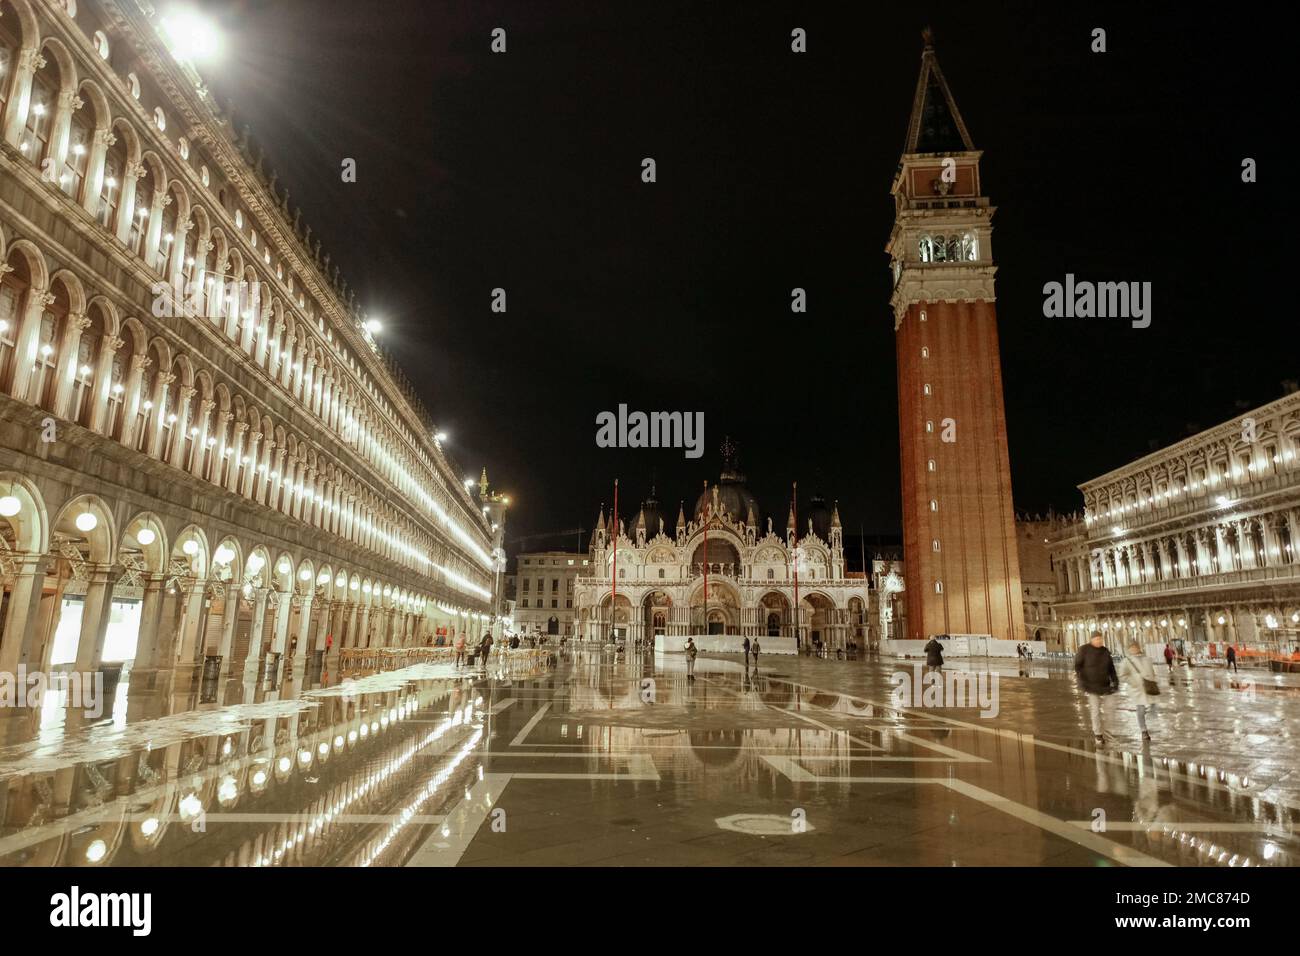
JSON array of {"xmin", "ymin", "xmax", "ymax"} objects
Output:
[
  {"xmin": 792, "ymin": 481, "xmax": 800, "ymax": 649},
  {"xmin": 611, "ymin": 478, "xmax": 618, "ymax": 642}
]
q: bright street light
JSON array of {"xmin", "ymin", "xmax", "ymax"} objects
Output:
[
  {"xmin": 364, "ymin": 319, "xmax": 382, "ymax": 334},
  {"xmin": 159, "ymin": 6, "xmax": 223, "ymax": 63}
]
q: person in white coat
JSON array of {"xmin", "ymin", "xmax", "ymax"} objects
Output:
[{"xmin": 1121, "ymin": 642, "xmax": 1161, "ymax": 741}]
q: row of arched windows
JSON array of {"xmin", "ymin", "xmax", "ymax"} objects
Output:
[
  {"xmin": 918, "ymin": 232, "xmax": 977, "ymax": 263},
  {"xmin": 0, "ymin": 0, "xmax": 493, "ymax": 597}
]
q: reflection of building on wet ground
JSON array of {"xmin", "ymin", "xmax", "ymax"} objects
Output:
[
  {"xmin": 3, "ymin": 645, "xmax": 1298, "ymax": 867},
  {"xmin": 0, "ymin": 0, "xmax": 501, "ymax": 697},
  {"xmin": 1046, "ymin": 390, "xmax": 1300, "ymax": 657},
  {"xmin": 0, "ymin": 657, "xmax": 551, "ymax": 867}
]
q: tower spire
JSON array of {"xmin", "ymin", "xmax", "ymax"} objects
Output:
[{"xmin": 903, "ymin": 27, "xmax": 974, "ymax": 154}]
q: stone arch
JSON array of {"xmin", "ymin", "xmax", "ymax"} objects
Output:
[
  {"xmin": 51, "ymin": 492, "xmax": 116, "ymax": 564},
  {"xmin": 121, "ymin": 510, "xmax": 168, "ymax": 574},
  {"xmin": 171, "ymin": 523, "xmax": 209, "ymax": 579},
  {"xmin": 0, "ymin": 470, "xmax": 49, "ymax": 554}
]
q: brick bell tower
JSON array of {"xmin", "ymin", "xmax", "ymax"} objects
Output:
[{"xmin": 887, "ymin": 29, "xmax": 1025, "ymax": 644}]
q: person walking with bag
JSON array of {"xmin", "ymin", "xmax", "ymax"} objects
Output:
[
  {"xmin": 1121, "ymin": 641, "xmax": 1160, "ymax": 742},
  {"xmin": 1075, "ymin": 632, "xmax": 1119, "ymax": 744},
  {"xmin": 684, "ymin": 637, "xmax": 698, "ymax": 681},
  {"xmin": 1226, "ymin": 644, "xmax": 1238, "ymax": 673}
]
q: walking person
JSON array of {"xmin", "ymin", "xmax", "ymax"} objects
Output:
[
  {"xmin": 1121, "ymin": 641, "xmax": 1161, "ymax": 742},
  {"xmin": 1164, "ymin": 642, "xmax": 1175, "ymax": 675},
  {"xmin": 454, "ymin": 631, "xmax": 466, "ymax": 667},
  {"xmin": 684, "ymin": 637, "xmax": 698, "ymax": 681},
  {"xmin": 743, "ymin": 636, "xmax": 751, "ymax": 665},
  {"xmin": 1226, "ymin": 644, "xmax": 1238, "ymax": 673},
  {"xmin": 1075, "ymin": 632, "xmax": 1119, "ymax": 744},
  {"xmin": 923, "ymin": 636, "xmax": 944, "ymax": 673},
  {"xmin": 752, "ymin": 638, "xmax": 761, "ymax": 670},
  {"xmin": 479, "ymin": 632, "xmax": 494, "ymax": 671}
]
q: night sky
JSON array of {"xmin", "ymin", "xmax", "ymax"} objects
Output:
[{"xmin": 198, "ymin": 1, "xmax": 1285, "ymax": 559}]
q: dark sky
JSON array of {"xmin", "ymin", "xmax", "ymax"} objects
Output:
[{"xmin": 198, "ymin": 1, "xmax": 1285, "ymax": 558}]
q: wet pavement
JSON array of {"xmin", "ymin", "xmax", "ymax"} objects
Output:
[{"xmin": 1, "ymin": 647, "xmax": 1297, "ymax": 867}]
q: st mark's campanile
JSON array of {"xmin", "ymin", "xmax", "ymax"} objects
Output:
[{"xmin": 887, "ymin": 30, "xmax": 1026, "ymax": 643}]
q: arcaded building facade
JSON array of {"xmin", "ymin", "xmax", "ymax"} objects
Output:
[
  {"xmin": 1047, "ymin": 390, "xmax": 1300, "ymax": 653},
  {"xmin": 0, "ymin": 0, "xmax": 498, "ymax": 682}
]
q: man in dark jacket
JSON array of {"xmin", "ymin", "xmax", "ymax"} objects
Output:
[
  {"xmin": 923, "ymin": 637, "xmax": 944, "ymax": 672},
  {"xmin": 1075, "ymin": 632, "xmax": 1119, "ymax": 743}
]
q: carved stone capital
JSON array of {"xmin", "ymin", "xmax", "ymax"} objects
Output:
[
  {"xmin": 199, "ymin": 398, "xmax": 216, "ymax": 413},
  {"xmin": 156, "ymin": 371, "xmax": 176, "ymax": 387},
  {"xmin": 94, "ymin": 128, "xmax": 117, "ymax": 148},
  {"xmin": 130, "ymin": 353, "xmax": 152, "ymax": 372},
  {"xmin": 67, "ymin": 313, "xmax": 91, "ymax": 332},
  {"xmin": 124, "ymin": 160, "xmax": 146, "ymax": 180},
  {"xmin": 103, "ymin": 335, "xmax": 125, "ymax": 352},
  {"xmin": 177, "ymin": 385, "xmax": 197, "ymax": 400},
  {"xmin": 60, "ymin": 91, "xmax": 84, "ymax": 111},
  {"xmin": 20, "ymin": 50, "xmax": 47, "ymax": 72},
  {"xmin": 233, "ymin": 421, "xmax": 249, "ymax": 434},
  {"xmin": 33, "ymin": 290, "xmax": 56, "ymax": 309}
]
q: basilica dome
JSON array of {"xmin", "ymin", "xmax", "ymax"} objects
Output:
[
  {"xmin": 804, "ymin": 492, "xmax": 833, "ymax": 541},
  {"xmin": 694, "ymin": 475, "xmax": 760, "ymax": 526}
]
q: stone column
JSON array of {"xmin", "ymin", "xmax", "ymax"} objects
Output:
[
  {"xmin": 241, "ymin": 431, "xmax": 262, "ymax": 499},
  {"xmin": 225, "ymin": 421, "xmax": 248, "ymax": 494},
  {"xmin": 45, "ymin": 89, "xmax": 81, "ymax": 187},
  {"xmin": 81, "ymin": 128, "xmax": 114, "ymax": 221},
  {"xmin": 146, "ymin": 371, "xmax": 175, "ymax": 459},
  {"xmin": 118, "ymin": 351, "xmax": 151, "ymax": 449},
  {"xmin": 269, "ymin": 589, "xmax": 293, "ymax": 656},
  {"xmin": 168, "ymin": 386, "xmax": 195, "ymax": 465},
  {"xmin": 127, "ymin": 574, "xmax": 168, "ymax": 671},
  {"xmin": 87, "ymin": 333, "xmax": 123, "ymax": 435},
  {"xmin": 50, "ymin": 312, "xmax": 91, "ymax": 418},
  {"xmin": 215, "ymin": 587, "xmax": 242, "ymax": 665},
  {"xmin": 174, "ymin": 581, "xmax": 207, "ymax": 668},
  {"xmin": 191, "ymin": 399, "xmax": 214, "ymax": 478},
  {"xmin": 0, "ymin": 556, "xmax": 50, "ymax": 675},
  {"xmin": 114, "ymin": 160, "xmax": 144, "ymax": 246},
  {"xmin": 9, "ymin": 289, "xmax": 54, "ymax": 403},
  {"xmin": 2, "ymin": 49, "xmax": 45, "ymax": 147},
  {"xmin": 291, "ymin": 595, "xmax": 314, "ymax": 672},
  {"xmin": 73, "ymin": 565, "xmax": 122, "ymax": 674},
  {"xmin": 169, "ymin": 218, "xmax": 193, "ymax": 290},
  {"xmin": 241, "ymin": 587, "xmax": 270, "ymax": 677}
]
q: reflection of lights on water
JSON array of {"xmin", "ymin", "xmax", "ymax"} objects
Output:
[
  {"xmin": 348, "ymin": 730, "xmax": 358, "ymax": 744},
  {"xmin": 140, "ymin": 817, "xmax": 160, "ymax": 837},
  {"xmin": 218, "ymin": 776, "xmax": 238, "ymax": 803},
  {"xmin": 334, "ymin": 735, "xmax": 344, "ymax": 749},
  {"xmin": 1264, "ymin": 842, "xmax": 1278, "ymax": 861},
  {"xmin": 85, "ymin": 839, "xmax": 108, "ymax": 863},
  {"xmin": 318, "ymin": 742, "xmax": 330, "ymax": 757},
  {"xmin": 298, "ymin": 749, "xmax": 312, "ymax": 766},
  {"xmin": 277, "ymin": 756, "xmax": 292, "ymax": 773},
  {"xmin": 360, "ymin": 724, "xmax": 369, "ymax": 739},
  {"xmin": 252, "ymin": 770, "xmax": 267, "ymax": 787},
  {"xmin": 371, "ymin": 721, "xmax": 379, "ymax": 733},
  {"xmin": 178, "ymin": 793, "xmax": 203, "ymax": 819}
]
